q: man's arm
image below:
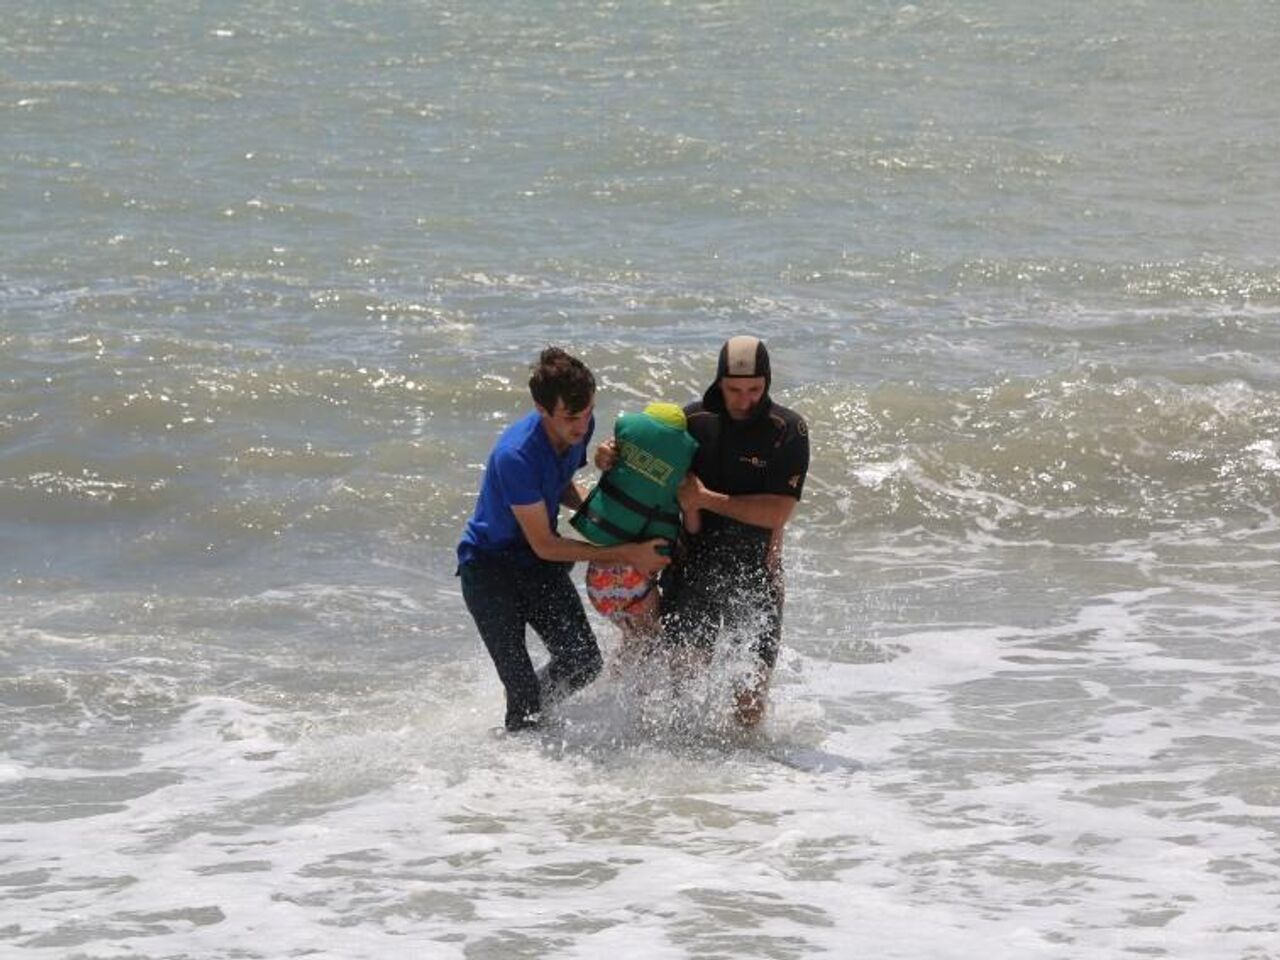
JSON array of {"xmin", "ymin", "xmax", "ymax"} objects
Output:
[
  {"xmin": 510, "ymin": 502, "xmax": 670, "ymax": 574},
  {"xmin": 678, "ymin": 474, "xmax": 797, "ymax": 531},
  {"xmin": 560, "ymin": 480, "xmax": 588, "ymax": 511}
]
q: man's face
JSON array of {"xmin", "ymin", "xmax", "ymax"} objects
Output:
[
  {"xmin": 719, "ymin": 376, "xmax": 767, "ymax": 421},
  {"xmin": 538, "ymin": 396, "xmax": 594, "ymax": 450}
]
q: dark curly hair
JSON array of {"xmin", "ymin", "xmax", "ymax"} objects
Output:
[{"xmin": 528, "ymin": 347, "xmax": 595, "ymax": 413}]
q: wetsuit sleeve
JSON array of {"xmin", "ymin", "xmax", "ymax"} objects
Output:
[
  {"xmin": 491, "ymin": 447, "xmax": 541, "ymax": 507},
  {"xmin": 767, "ymin": 417, "xmax": 810, "ymax": 500}
]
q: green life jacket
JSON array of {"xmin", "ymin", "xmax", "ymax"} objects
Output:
[{"xmin": 570, "ymin": 410, "xmax": 698, "ymax": 546}]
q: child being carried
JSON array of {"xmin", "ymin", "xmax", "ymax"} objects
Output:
[{"xmin": 571, "ymin": 401, "xmax": 698, "ymax": 651}]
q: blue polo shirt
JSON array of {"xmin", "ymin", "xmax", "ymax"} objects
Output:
[{"xmin": 457, "ymin": 410, "xmax": 594, "ymax": 566}]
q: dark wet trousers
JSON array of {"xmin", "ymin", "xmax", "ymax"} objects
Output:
[
  {"xmin": 659, "ymin": 549, "xmax": 784, "ymax": 670},
  {"xmin": 459, "ymin": 555, "xmax": 603, "ymax": 731}
]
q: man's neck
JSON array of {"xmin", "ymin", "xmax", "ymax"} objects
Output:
[{"xmin": 540, "ymin": 414, "xmax": 569, "ymax": 454}]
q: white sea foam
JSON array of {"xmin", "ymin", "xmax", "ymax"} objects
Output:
[
  {"xmin": 6, "ymin": 0, "xmax": 1280, "ymax": 955},
  {"xmin": 8, "ymin": 550, "xmax": 1280, "ymax": 958}
]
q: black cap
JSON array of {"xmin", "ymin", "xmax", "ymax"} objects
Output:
[
  {"xmin": 715, "ymin": 335, "xmax": 770, "ymax": 385},
  {"xmin": 702, "ymin": 335, "xmax": 772, "ymax": 417}
]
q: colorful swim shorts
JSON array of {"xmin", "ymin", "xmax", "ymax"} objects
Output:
[{"xmin": 584, "ymin": 563, "xmax": 655, "ymax": 622}]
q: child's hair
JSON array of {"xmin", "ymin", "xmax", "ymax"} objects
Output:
[{"xmin": 529, "ymin": 347, "xmax": 595, "ymax": 413}]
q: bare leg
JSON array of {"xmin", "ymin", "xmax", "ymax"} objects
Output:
[
  {"xmin": 669, "ymin": 642, "xmax": 713, "ymax": 690},
  {"xmin": 607, "ymin": 589, "xmax": 662, "ymax": 676},
  {"xmin": 733, "ymin": 666, "xmax": 772, "ymax": 728}
]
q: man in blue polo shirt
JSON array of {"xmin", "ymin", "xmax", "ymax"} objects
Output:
[{"xmin": 458, "ymin": 347, "xmax": 670, "ymax": 732}]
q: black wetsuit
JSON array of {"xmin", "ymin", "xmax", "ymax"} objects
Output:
[{"xmin": 659, "ymin": 394, "xmax": 809, "ymax": 668}]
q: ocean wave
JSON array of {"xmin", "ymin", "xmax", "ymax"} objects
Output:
[{"xmin": 799, "ymin": 372, "xmax": 1280, "ymax": 539}]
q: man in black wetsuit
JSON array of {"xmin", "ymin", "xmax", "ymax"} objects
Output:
[{"xmin": 661, "ymin": 335, "xmax": 810, "ymax": 727}]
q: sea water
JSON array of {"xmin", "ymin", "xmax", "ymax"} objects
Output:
[{"xmin": 3, "ymin": 2, "xmax": 1279, "ymax": 957}]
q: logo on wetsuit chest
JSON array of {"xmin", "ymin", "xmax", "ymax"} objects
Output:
[{"xmin": 738, "ymin": 455, "xmax": 768, "ymax": 469}]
